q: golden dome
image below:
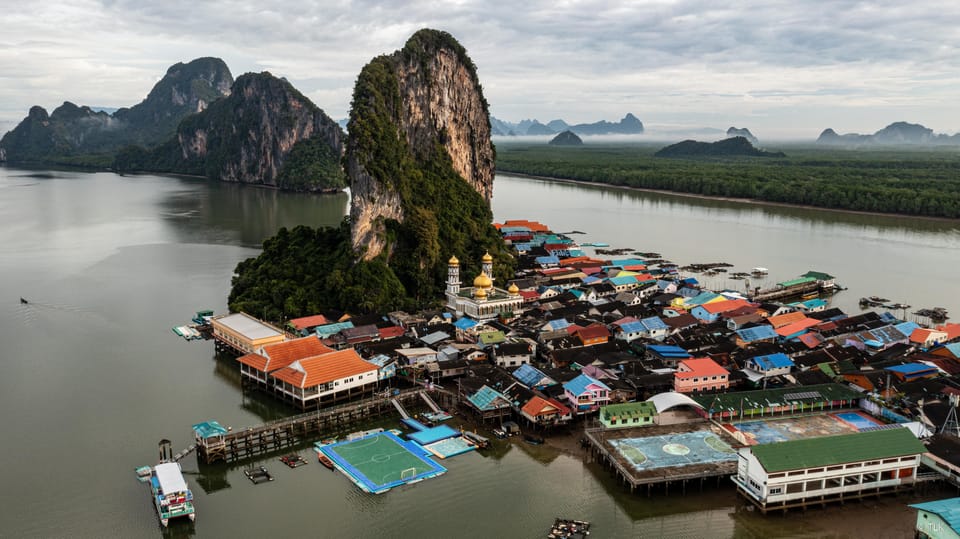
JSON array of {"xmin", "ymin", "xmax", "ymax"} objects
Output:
[
  {"xmin": 473, "ymin": 273, "xmax": 493, "ymax": 289},
  {"xmin": 474, "ymin": 287, "xmax": 487, "ymax": 299},
  {"xmin": 482, "ymin": 252, "xmax": 493, "ymax": 263},
  {"xmin": 508, "ymin": 283, "xmax": 519, "ymax": 294},
  {"xmin": 448, "ymin": 255, "xmax": 459, "ymax": 266}
]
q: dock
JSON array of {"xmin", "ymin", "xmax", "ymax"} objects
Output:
[
  {"xmin": 191, "ymin": 388, "xmax": 446, "ymax": 464},
  {"xmin": 582, "ymin": 422, "xmax": 741, "ymax": 496}
]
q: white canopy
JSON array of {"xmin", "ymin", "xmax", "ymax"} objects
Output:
[
  {"xmin": 154, "ymin": 462, "xmax": 188, "ymax": 494},
  {"xmin": 646, "ymin": 391, "xmax": 705, "ymax": 414}
]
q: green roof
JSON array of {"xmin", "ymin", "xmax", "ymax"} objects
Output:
[
  {"xmin": 802, "ymin": 271, "xmax": 835, "ymax": 281},
  {"xmin": 751, "ymin": 428, "xmax": 924, "ymax": 472},
  {"xmin": 692, "ymin": 383, "xmax": 861, "ymax": 411},
  {"xmin": 601, "ymin": 402, "xmax": 657, "ymax": 420},
  {"xmin": 478, "ymin": 331, "xmax": 506, "ymax": 345},
  {"xmin": 777, "ymin": 276, "xmax": 817, "ymax": 287}
]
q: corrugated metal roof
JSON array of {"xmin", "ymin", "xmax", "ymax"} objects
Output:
[
  {"xmin": 736, "ymin": 326, "xmax": 779, "ymax": 342},
  {"xmin": 753, "ymin": 352, "xmax": 794, "ymax": 370},
  {"xmin": 777, "ymin": 276, "xmax": 817, "ymax": 287},
  {"xmin": 563, "ymin": 373, "xmax": 610, "ymax": 396},
  {"xmin": 750, "ymin": 428, "xmax": 924, "ymax": 472},
  {"xmin": 910, "ymin": 497, "xmax": 960, "ymax": 533},
  {"xmin": 467, "ymin": 386, "xmax": 512, "ymax": 411}
]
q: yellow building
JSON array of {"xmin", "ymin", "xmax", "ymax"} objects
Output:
[
  {"xmin": 446, "ymin": 253, "xmax": 522, "ymax": 321},
  {"xmin": 211, "ymin": 312, "xmax": 286, "ymax": 355}
]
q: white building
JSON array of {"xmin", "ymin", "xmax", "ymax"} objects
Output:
[
  {"xmin": 734, "ymin": 428, "xmax": 926, "ymax": 513},
  {"xmin": 445, "ymin": 253, "xmax": 523, "ymax": 320}
]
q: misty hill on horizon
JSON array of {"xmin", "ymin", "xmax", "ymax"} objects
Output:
[
  {"xmin": 491, "ymin": 113, "xmax": 643, "ymax": 136},
  {"xmin": 818, "ymin": 121, "xmax": 960, "ymax": 146}
]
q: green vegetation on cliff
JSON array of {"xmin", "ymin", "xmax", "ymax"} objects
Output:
[
  {"xmin": 228, "ymin": 222, "xmax": 408, "ymax": 319},
  {"xmin": 496, "ymin": 142, "xmax": 960, "ymax": 218},
  {"xmin": 228, "ymin": 29, "xmax": 511, "ymax": 322}
]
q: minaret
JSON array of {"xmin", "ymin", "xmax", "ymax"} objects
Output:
[
  {"xmin": 447, "ymin": 255, "xmax": 461, "ymax": 296},
  {"xmin": 481, "ymin": 252, "xmax": 494, "ymax": 284}
]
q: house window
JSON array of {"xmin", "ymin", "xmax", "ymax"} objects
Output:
[{"xmin": 768, "ymin": 487, "xmax": 783, "ymax": 495}]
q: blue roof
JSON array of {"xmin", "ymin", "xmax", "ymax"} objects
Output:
[
  {"xmin": 677, "ymin": 287, "xmax": 700, "ymax": 298},
  {"xmin": 408, "ymin": 425, "xmax": 458, "ymax": 445},
  {"xmin": 910, "ymin": 497, "xmax": 960, "ymax": 533},
  {"xmin": 582, "ymin": 276, "xmax": 601, "ymax": 284},
  {"xmin": 640, "ymin": 317, "xmax": 669, "ymax": 331},
  {"xmin": 366, "ymin": 354, "xmax": 394, "ymax": 368},
  {"xmin": 687, "ymin": 292, "xmax": 721, "ymax": 306},
  {"xmin": 619, "ymin": 321, "xmax": 645, "ymax": 333},
  {"xmin": 736, "ymin": 325, "xmax": 779, "ymax": 342},
  {"xmin": 608, "ymin": 258, "xmax": 645, "ymax": 267},
  {"xmin": 801, "ymin": 298, "xmax": 828, "ymax": 309},
  {"xmin": 647, "ymin": 344, "xmax": 691, "ymax": 358},
  {"xmin": 467, "ymin": 386, "xmax": 512, "ymax": 411},
  {"xmin": 192, "ymin": 420, "xmax": 228, "ymax": 439},
  {"xmin": 453, "ymin": 317, "xmax": 478, "ymax": 330},
  {"xmin": 753, "ymin": 352, "xmax": 794, "ymax": 370},
  {"xmin": 513, "ymin": 242, "xmax": 533, "ymax": 252},
  {"xmin": 535, "ymin": 255, "xmax": 560, "ymax": 265},
  {"xmin": 608, "ymin": 276, "xmax": 637, "ymax": 286},
  {"xmin": 512, "ymin": 364, "xmax": 554, "ymax": 387},
  {"xmin": 567, "ymin": 249, "xmax": 585, "ymax": 257},
  {"xmin": 886, "ymin": 363, "xmax": 937, "ymax": 375},
  {"xmin": 680, "ymin": 277, "xmax": 699, "ymax": 286},
  {"xmin": 944, "ymin": 343, "xmax": 960, "ymax": 357},
  {"xmin": 894, "ymin": 321, "xmax": 921, "ymax": 336},
  {"xmin": 315, "ymin": 321, "xmax": 354, "ymax": 338},
  {"xmin": 870, "ymin": 325, "xmax": 909, "ymax": 344},
  {"xmin": 563, "ymin": 373, "xmax": 610, "ymax": 396},
  {"xmin": 501, "ymin": 226, "xmax": 532, "ymax": 234},
  {"xmin": 544, "ymin": 318, "xmax": 571, "ymax": 331}
]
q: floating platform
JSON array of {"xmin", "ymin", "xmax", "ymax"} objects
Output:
[
  {"xmin": 279, "ymin": 454, "xmax": 308, "ymax": 468},
  {"xmin": 423, "ymin": 436, "xmax": 476, "ymax": 459},
  {"xmin": 408, "ymin": 424, "xmax": 459, "ymax": 446},
  {"xmin": 319, "ymin": 431, "xmax": 446, "ymax": 494},
  {"xmin": 549, "ymin": 518, "xmax": 591, "ymax": 538},
  {"xmin": 244, "ymin": 466, "xmax": 273, "ymax": 484},
  {"xmin": 422, "ymin": 411, "xmax": 453, "ymax": 423}
]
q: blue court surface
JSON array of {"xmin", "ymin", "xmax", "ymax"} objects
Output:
[
  {"xmin": 424, "ymin": 436, "xmax": 476, "ymax": 459},
  {"xmin": 834, "ymin": 411, "xmax": 883, "ymax": 430},
  {"xmin": 608, "ymin": 431, "xmax": 736, "ymax": 471},
  {"xmin": 320, "ymin": 431, "xmax": 446, "ymax": 494},
  {"xmin": 729, "ymin": 412, "xmax": 880, "ymax": 445}
]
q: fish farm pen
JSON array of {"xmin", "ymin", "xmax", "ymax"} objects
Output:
[{"xmin": 189, "ymin": 388, "xmax": 451, "ymax": 464}]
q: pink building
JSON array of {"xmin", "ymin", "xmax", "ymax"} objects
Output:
[{"xmin": 674, "ymin": 358, "xmax": 729, "ymax": 394}]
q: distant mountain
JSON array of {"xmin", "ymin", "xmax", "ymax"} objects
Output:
[
  {"xmin": 0, "ymin": 57, "xmax": 233, "ymax": 164},
  {"xmin": 726, "ymin": 127, "xmax": 758, "ymax": 145},
  {"xmin": 549, "ymin": 130, "xmax": 583, "ymax": 146},
  {"xmin": 655, "ymin": 136, "xmax": 785, "ymax": 158},
  {"xmin": 490, "ymin": 113, "xmax": 643, "ymax": 136},
  {"xmin": 817, "ymin": 121, "xmax": 960, "ymax": 146},
  {"xmin": 114, "ymin": 72, "xmax": 344, "ymax": 192}
]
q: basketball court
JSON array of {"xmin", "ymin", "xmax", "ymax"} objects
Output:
[{"xmin": 320, "ymin": 431, "xmax": 446, "ymax": 494}]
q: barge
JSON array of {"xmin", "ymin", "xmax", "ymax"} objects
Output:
[{"xmin": 150, "ymin": 462, "xmax": 195, "ymax": 527}]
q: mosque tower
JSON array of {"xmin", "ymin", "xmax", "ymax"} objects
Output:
[{"xmin": 446, "ymin": 255, "xmax": 461, "ymax": 297}]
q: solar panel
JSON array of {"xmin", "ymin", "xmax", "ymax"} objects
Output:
[{"xmin": 783, "ymin": 391, "xmax": 822, "ymax": 401}]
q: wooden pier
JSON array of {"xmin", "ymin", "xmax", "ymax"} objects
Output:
[
  {"xmin": 192, "ymin": 388, "xmax": 449, "ymax": 464},
  {"xmin": 582, "ymin": 424, "xmax": 740, "ymax": 496},
  {"xmin": 748, "ymin": 281, "xmax": 822, "ymax": 303}
]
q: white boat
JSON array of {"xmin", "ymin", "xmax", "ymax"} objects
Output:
[
  {"xmin": 150, "ymin": 462, "xmax": 195, "ymax": 527},
  {"xmin": 751, "ymin": 267, "xmax": 769, "ymax": 275}
]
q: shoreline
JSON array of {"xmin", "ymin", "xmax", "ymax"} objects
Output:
[{"xmin": 497, "ymin": 170, "xmax": 960, "ymax": 224}]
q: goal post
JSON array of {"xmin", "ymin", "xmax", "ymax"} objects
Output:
[{"xmin": 399, "ymin": 467, "xmax": 418, "ymax": 481}]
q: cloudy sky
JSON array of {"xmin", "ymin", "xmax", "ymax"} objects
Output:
[{"xmin": 2, "ymin": 0, "xmax": 960, "ymax": 139}]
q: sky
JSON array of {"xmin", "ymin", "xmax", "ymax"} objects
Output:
[{"xmin": 2, "ymin": 0, "xmax": 960, "ymax": 140}]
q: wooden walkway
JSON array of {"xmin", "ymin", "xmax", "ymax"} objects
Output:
[{"xmin": 193, "ymin": 388, "xmax": 445, "ymax": 464}]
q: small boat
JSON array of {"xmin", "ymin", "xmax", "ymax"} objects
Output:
[
  {"xmin": 280, "ymin": 454, "xmax": 308, "ymax": 468},
  {"xmin": 751, "ymin": 267, "xmax": 769, "ymax": 275},
  {"xmin": 244, "ymin": 466, "xmax": 273, "ymax": 484},
  {"xmin": 462, "ymin": 430, "xmax": 490, "ymax": 449},
  {"xmin": 150, "ymin": 462, "xmax": 195, "ymax": 527},
  {"xmin": 317, "ymin": 452, "xmax": 335, "ymax": 470},
  {"xmin": 19, "ymin": 297, "xmax": 28, "ymax": 304},
  {"xmin": 524, "ymin": 433, "xmax": 545, "ymax": 445}
]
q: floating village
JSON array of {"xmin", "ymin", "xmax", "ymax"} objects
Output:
[{"xmin": 152, "ymin": 218, "xmax": 960, "ymax": 537}]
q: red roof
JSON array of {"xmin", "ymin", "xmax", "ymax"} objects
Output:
[
  {"xmin": 767, "ymin": 311, "xmax": 807, "ymax": 328},
  {"xmin": 676, "ymin": 358, "xmax": 728, "ymax": 379},
  {"xmin": 775, "ymin": 317, "xmax": 821, "ymax": 337},
  {"xmin": 269, "ymin": 349, "xmax": 376, "ymax": 388},
  {"xmin": 237, "ymin": 336, "xmax": 334, "ymax": 373},
  {"xmin": 522, "ymin": 395, "xmax": 571, "ymax": 418},
  {"xmin": 378, "ymin": 326, "xmax": 405, "ymax": 340},
  {"xmin": 701, "ymin": 299, "xmax": 750, "ymax": 314},
  {"xmin": 937, "ymin": 323, "xmax": 960, "ymax": 341},
  {"xmin": 577, "ymin": 324, "xmax": 610, "ymax": 342},
  {"xmin": 519, "ymin": 290, "xmax": 540, "ymax": 302},
  {"xmin": 287, "ymin": 314, "xmax": 329, "ymax": 331},
  {"xmin": 498, "ymin": 219, "xmax": 550, "ymax": 233}
]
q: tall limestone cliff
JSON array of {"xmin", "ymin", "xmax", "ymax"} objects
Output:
[
  {"xmin": 0, "ymin": 57, "xmax": 232, "ymax": 164},
  {"xmin": 140, "ymin": 72, "xmax": 344, "ymax": 190},
  {"xmin": 347, "ymin": 29, "xmax": 497, "ymax": 268}
]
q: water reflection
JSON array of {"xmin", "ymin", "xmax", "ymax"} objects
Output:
[{"xmin": 158, "ymin": 177, "xmax": 349, "ymax": 248}]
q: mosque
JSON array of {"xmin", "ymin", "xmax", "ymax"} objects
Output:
[{"xmin": 445, "ymin": 252, "xmax": 523, "ymax": 320}]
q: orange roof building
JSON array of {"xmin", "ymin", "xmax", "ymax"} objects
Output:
[
  {"xmin": 674, "ymin": 358, "xmax": 730, "ymax": 394},
  {"xmin": 236, "ymin": 336, "xmax": 333, "ymax": 384},
  {"xmin": 520, "ymin": 395, "xmax": 572, "ymax": 426},
  {"xmin": 267, "ymin": 349, "xmax": 379, "ymax": 409}
]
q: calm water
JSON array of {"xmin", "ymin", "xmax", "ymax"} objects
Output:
[{"xmin": 0, "ymin": 167, "xmax": 956, "ymax": 538}]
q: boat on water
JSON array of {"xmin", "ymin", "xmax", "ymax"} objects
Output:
[
  {"xmin": 751, "ymin": 267, "xmax": 769, "ymax": 275},
  {"xmin": 317, "ymin": 452, "xmax": 335, "ymax": 470},
  {"xmin": 244, "ymin": 466, "xmax": 273, "ymax": 484},
  {"xmin": 523, "ymin": 433, "xmax": 545, "ymax": 445},
  {"xmin": 280, "ymin": 454, "xmax": 308, "ymax": 468},
  {"xmin": 150, "ymin": 462, "xmax": 195, "ymax": 527},
  {"xmin": 462, "ymin": 430, "xmax": 490, "ymax": 448}
]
